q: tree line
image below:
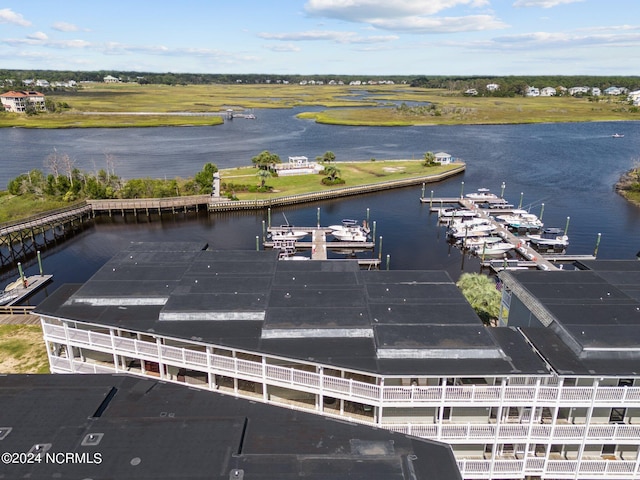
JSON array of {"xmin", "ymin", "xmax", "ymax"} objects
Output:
[
  {"xmin": 3, "ymin": 69, "xmax": 639, "ymax": 92},
  {"xmin": 411, "ymin": 75, "xmax": 640, "ymax": 96},
  {"xmin": 7, "ymin": 152, "xmax": 219, "ymax": 201}
]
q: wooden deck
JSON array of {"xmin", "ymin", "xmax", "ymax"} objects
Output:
[{"xmin": 0, "ymin": 312, "xmax": 39, "ymax": 325}]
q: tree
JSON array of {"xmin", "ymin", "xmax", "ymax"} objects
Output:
[
  {"xmin": 422, "ymin": 151, "xmax": 436, "ymax": 166},
  {"xmin": 194, "ymin": 162, "xmax": 218, "ymax": 194},
  {"xmin": 456, "ymin": 273, "xmax": 501, "ymax": 326},
  {"xmin": 251, "ymin": 150, "xmax": 281, "ymax": 170},
  {"xmin": 257, "ymin": 169, "xmax": 271, "ymax": 189},
  {"xmin": 321, "ymin": 151, "xmax": 336, "ymax": 163}
]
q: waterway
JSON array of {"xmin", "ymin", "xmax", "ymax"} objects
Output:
[{"xmin": 1, "ymin": 109, "xmax": 639, "ymax": 304}]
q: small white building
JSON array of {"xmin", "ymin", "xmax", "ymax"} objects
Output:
[
  {"xmin": 486, "ymin": 83, "xmax": 500, "ymax": 92},
  {"xmin": 540, "ymin": 87, "xmax": 556, "ymax": 97},
  {"xmin": 274, "ymin": 156, "xmax": 323, "ymax": 176},
  {"xmin": 434, "ymin": 152, "xmax": 453, "ymax": 164},
  {"xmin": 103, "ymin": 75, "xmax": 120, "ymax": 83}
]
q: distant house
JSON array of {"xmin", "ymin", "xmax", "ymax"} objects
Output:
[
  {"xmin": 464, "ymin": 88, "xmax": 478, "ymax": 96},
  {"xmin": 0, "ymin": 90, "xmax": 46, "ymax": 113},
  {"xmin": 434, "ymin": 152, "xmax": 453, "ymax": 164},
  {"xmin": 604, "ymin": 86, "xmax": 624, "ymax": 95},
  {"xmin": 591, "ymin": 87, "xmax": 601, "ymax": 96},
  {"xmin": 628, "ymin": 90, "xmax": 640, "ymax": 106},
  {"xmin": 103, "ymin": 75, "xmax": 120, "ymax": 83},
  {"xmin": 36, "ymin": 79, "xmax": 50, "ymax": 88},
  {"xmin": 486, "ymin": 83, "xmax": 499, "ymax": 92},
  {"xmin": 525, "ymin": 86, "xmax": 539, "ymax": 97},
  {"xmin": 568, "ymin": 86, "xmax": 589, "ymax": 96},
  {"xmin": 540, "ymin": 87, "xmax": 556, "ymax": 97}
]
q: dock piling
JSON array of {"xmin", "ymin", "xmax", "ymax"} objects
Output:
[
  {"xmin": 386, "ymin": 254, "xmax": 390, "ymax": 271},
  {"xmin": 539, "ymin": 203, "xmax": 545, "ymax": 221},
  {"xmin": 500, "ymin": 182, "xmax": 506, "ymax": 198},
  {"xmin": 256, "ymin": 236, "xmax": 260, "ymax": 251},
  {"xmin": 37, "ymin": 251, "xmax": 43, "ymax": 276},
  {"xmin": 378, "ymin": 236, "xmax": 383, "ymax": 261},
  {"xmin": 460, "ymin": 181, "xmax": 465, "ymax": 199},
  {"xmin": 317, "ymin": 207, "xmax": 320, "ymax": 228},
  {"xmin": 594, "ymin": 232, "xmax": 601, "ymax": 257},
  {"xmin": 564, "ymin": 216, "xmax": 571, "ymax": 236},
  {"xmin": 518, "ymin": 192, "xmax": 524, "ymax": 209}
]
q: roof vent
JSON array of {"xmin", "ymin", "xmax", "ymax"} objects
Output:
[
  {"xmin": 229, "ymin": 469, "xmax": 244, "ymax": 480},
  {"xmin": 81, "ymin": 432, "xmax": 104, "ymax": 446}
]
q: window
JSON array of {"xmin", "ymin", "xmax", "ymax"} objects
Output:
[
  {"xmin": 609, "ymin": 408, "xmax": 626, "ymax": 424},
  {"xmin": 602, "ymin": 444, "xmax": 616, "ymax": 456},
  {"xmin": 618, "ymin": 378, "xmax": 633, "ymax": 387}
]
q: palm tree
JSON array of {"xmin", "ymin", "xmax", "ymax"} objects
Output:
[
  {"xmin": 324, "ymin": 165, "xmax": 341, "ymax": 181},
  {"xmin": 257, "ymin": 169, "xmax": 270, "ymax": 189},
  {"xmin": 322, "ymin": 151, "xmax": 336, "ymax": 164},
  {"xmin": 422, "ymin": 151, "xmax": 436, "ymax": 166},
  {"xmin": 456, "ymin": 273, "xmax": 501, "ymax": 325}
]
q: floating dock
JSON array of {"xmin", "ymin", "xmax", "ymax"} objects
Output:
[
  {"xmin": 424, "ymin": 195, "xmax": 596, "ymax": 272},
  {"xmin": 0, "ymin": 274, "xmax": 53, "ymax": 306}
]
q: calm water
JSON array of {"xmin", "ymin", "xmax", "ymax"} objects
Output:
[{"xmin": 2, "ymin": 109, "xmax": 639, "ymax": 303}]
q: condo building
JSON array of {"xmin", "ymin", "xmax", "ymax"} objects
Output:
[{"xmin": 34, "ymin": 243, "xmax": 640, "ymax": 480}]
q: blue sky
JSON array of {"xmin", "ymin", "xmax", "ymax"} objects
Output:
[{"xmin": 1, "ymin": 0, "xmax": 639, "ymax": 76}]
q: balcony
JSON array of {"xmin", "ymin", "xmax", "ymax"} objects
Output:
[{"xmin": 44, "ymin": 322, "xmax": 640, "ymax": 410}]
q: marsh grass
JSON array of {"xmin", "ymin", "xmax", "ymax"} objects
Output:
[
  {"xmin": 1, "ymin": 83, "xmax": 636, "ymax": 128},
  {"xmin": 0, "ymin": 325, "xmax": 49, "ymax": 374}
]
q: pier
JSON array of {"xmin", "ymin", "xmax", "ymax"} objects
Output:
[{"xmin": 424, "ymin": 195, "xmax": 596, "ymax": 272}]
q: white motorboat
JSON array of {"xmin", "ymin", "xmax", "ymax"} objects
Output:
[
  {"xmin": 470, "ymin": 241, "xmax": 516, "ymax": 257},
  {"xmin": 269, "ymin": 226, "xmax": 309, "ymax": 241},
  {"xmin": 459, "ymin": 236, "xmax": 503, "ymax": 248},
  {"xmin": 438, "ymin": 208, "xmax": 478, "ymax": 219},
  {"xmin": 466, "ymin": 188, "xmax": 498, "ymax": 201},
  {"xmin": 449, "ymin": 223, "xmax": 497, "ymax": 238},
  {"xmin": 331, "ymin": 226, "xmax": 369, "ymax": 242},
  {"xmin": 496, "ymin": 212, "xmax": 543, "ymax": 233},
  {"xmin": 527, "ymin": 228, "xmax": 569, "ymax": 249}
]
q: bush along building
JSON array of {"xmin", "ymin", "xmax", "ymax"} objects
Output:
[{"xmin": 34, "ymin": 242, "xmax": 640, "ymax": 480}]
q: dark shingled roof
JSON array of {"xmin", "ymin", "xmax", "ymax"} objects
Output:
[
  {"xmin": 0, "ymin": 374, "xmax": 461, "ymax": 480},
  {"xmin": 35, "ymin": 242, "xmax": 548, "ymax": 377},
  {"xmin": 501, "ymin": 261, "xmax": 640, "ymax": 376}
]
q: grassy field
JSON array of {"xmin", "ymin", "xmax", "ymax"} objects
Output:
[
  {"xmin": 222, "ymin": 160, "xmax": 458, "ymax": 200},
  {"xmin": 1, "ymin": 83, "xmax": 637, "ymax": 128},
  {"xmin": 0, "ymin": 324, "xmax": 49, "ymax": 374},
  {"xmin": 0, "ymin": 191, "xmax": 70, "ymax": 223}
]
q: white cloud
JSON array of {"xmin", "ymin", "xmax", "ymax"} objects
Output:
[
  {"xmin": 304, "ymin": 0, "xmax": 505, "ymax": 34},
  {"xmin": 264, "ymin": 43, "xmax": 302, "ymax": 52},
  {"xmin": 482, "ymin": 30, "xmax": 640, "ymax": 50},
  {"xmin": 27, "ymin": 31, "xmax": 48, "ymax": 41},
  {"xmin": 52, "ymin": 21, "xmax": 82, "ymax": 32},
  {"xmin": 0, "ymin": 8, "xmax": 31, "ymax": 27},
  {"xmin": 513, "ymin": 0, "xmax": 584, "ymax": 7},
  {"xmin": 305, "ymin": 0, "xmax": 489, "ymax": 20},
  {"xmin": 369, "ymin": 14, "xmax": 507, "ymax": 33},
  {"xmin": 259, "ymin": 30, "xmax": 398, "ymax": 44}
]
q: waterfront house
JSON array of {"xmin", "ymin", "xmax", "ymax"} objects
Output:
[
  {"xmin": 103, "ymin": 75, "xmax": 120, "ymax": 83},
  {"xmin": 0, "ymin": 90, "xmax": 46, "ymax": 113},
  {"xmin": 33, "ymin": 243, "xmax": 640, "ymax": 480},
  {"xmin": 540, "ymin": 87, "xmax": 556, "ymax": 97}
]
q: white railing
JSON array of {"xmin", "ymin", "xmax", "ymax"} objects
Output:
[
  {"xmin": 381, "ymin": 421, "xmax": 640, "ymax": 443},
  {"xmin": 457, "ymin": 458, "xmax": 639, "ymax": 479},
  {"xmin": 43, "ymin": 322, "xmax": 640, "ymax": 409}
]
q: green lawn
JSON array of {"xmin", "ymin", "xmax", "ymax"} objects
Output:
[
  {"xmin": 222, "ymin": 160, "xmax": 460, "ymax": 199},
  {"xmin": 0, "ymin": 325, "xmax": 49, "ymax": 374}
]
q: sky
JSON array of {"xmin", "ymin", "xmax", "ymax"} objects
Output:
[{"xmin": 1, "ymin": 0, "xmax": 639, "ymax": 76}]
